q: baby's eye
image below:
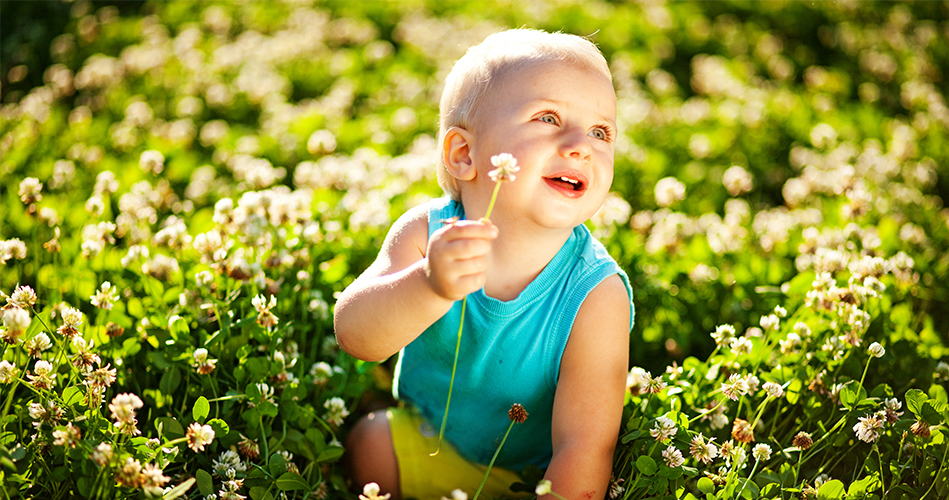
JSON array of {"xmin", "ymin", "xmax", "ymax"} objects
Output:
[
  {"xmin": 539, "ymin": 114, "xmax": 558, "ymax": 125},
  {"xmin": 590, "ymin": 127, "xmax": 608, "ymax": 141}
]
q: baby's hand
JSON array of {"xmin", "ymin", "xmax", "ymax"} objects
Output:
[{"xmin": 425, "ymin": 219, "xmax": 498, "ymax": 301}]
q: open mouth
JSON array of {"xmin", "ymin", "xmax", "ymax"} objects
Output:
[{"xmin": 545, "ymin": 175, "xmax": 585, "ymax": 192}]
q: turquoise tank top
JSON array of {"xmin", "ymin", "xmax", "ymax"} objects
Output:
[{"xmin": 393, "ymin": 197, "xmax": 634, "ymax": 472}]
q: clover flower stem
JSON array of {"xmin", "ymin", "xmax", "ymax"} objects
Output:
[
  {"xmin": 735, "ymin": 458, "xmax": 760, "ymax": 499},
  {"xmin": 432, "ymin": 296, "xmax": 467, "ymax": 456},
  {"xmin": 919, "ymin": 439, "xmax": 948, "ymax": 500},
  {"xmin": 748, "ymin": 395, "xmax": 773, "ymax": 434},
  {"xmin": 889, "ymin": 433, "xmax": 909, "ymax": 493},
  {"xmin": 623, "ymin": 440, "xmax": 661, "ymax": 500},
  {"xmin": 767, "ymin": 399, "xmax": 786, "ymax": 436},
  {"xmin": 2, "ymin": 377, "xmax": 21, "ymax": 419},
  {"xmin": 800, "ymin": 415, "xmax": 847, "ymax": 464},
  {"xmin": 857, "ymin": 355, "xmax": 873, "ymax": 394},
  {"xmin": 435, "ymin": 175, "xmax": 506, "ymax": 457},
  {"xmin": 689, "ymin": 397, "xmax": 726, "ymax": 424},
  {"xmin": 483, "ymin": 178, "xmax": 504, "ymax": 222},
  {"xmin": 260, "ymin": 416, "xmax": 271, "ymax": 464},
  {"xmin": 473, "ymin": 418, "xmax": 515, "ymax": 500}
]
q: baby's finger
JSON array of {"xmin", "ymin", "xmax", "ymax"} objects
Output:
[
  {"xmin": 444, "ymin": 237, "xmax": 493, "ymax": 261},
  {"xmin": 439, "ymin": 220, "xmax": 498, "ymax": 241}
]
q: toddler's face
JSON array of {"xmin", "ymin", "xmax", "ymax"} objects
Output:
[{"xmin": 467, "ymin": 59, "xmax": 617, "ymax": 231}]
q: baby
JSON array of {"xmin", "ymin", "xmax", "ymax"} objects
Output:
[{"xmin": 335, "ymin": 28, "xmax": 634, "ymax": 500}]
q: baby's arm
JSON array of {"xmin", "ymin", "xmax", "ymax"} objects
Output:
[
  {"xmin": 334, "ymin": 204, "xmax": 498, "ymax": 362},
  {"xmin": 544, "ymin": 274, "xmax": 630, "ymax": 499}
]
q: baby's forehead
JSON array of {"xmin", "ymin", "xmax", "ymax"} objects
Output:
[{"xmin": 498, "ymin": 57, "xmax": 613, "ymax": 90}]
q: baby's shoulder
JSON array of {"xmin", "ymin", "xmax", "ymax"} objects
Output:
[{"xmin": 384, "ymin": 203, "xmax": 431, "ymax": 255}]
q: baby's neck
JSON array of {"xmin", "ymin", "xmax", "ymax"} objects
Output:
[{"xmin": 482, "ymin": 223, "xmax": 573, "ymax": 302}]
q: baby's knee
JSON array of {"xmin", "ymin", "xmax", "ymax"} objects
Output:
[{"xmin": 344, "ymin": 410, "xmax": 400, "ymax": 497}]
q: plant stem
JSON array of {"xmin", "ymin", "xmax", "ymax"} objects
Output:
[
  {"xmin": 433, "ymin": 296, "xmax": 466, "ymax": 456},
  {"xmin": 473, "ymin": 419, "xmax": 515, "ymax": 500},
  {"xmin": 920, "ymin": 442, "xmax": 949, "ymax": 500},
  {"xmin": 434, "ymin": 176, "xmax": 503, "ymax": 456},
  {"xmin": 483, "ymin": 180, "xmax": 503, "ymax": 221},
  {"xmin": 689, "ymin": 398, "xmax": 726, "ymax": 424}
]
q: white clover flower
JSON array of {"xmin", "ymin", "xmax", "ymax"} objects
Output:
[
  {"xmin": 252, "ymin": 294, "xmax": 276, "ymax": 313},
  {"xmin": 650, "ymin": 416, "xmax": 678, "ymax": 442},
  {"xmin": 140, "ymin": 149, "xmax": 165, "ymax": 174},
  {"xmin": 722, "ymin": 373, "xmax": 749, "ymax": 401},
  {"xmin": 730, "ymin": 336, "xmax": 753, "ymax": 356},
  {"xmin": 655, "ymin": 177, "xmax": 686, "ymax": 207},
  {"xmin": 488, "ymin": 153, "xmax": 520, "ymax": 182},
  {"xmin": 722, "ymin": 165, "xmax": 754, "ymax": 196},
  {"xmin": 3, "ymin": 307, "xmax": 31, "ymax": 335},
  {"xmin": 780, "ymin": 333, "xmax": 802, "ymax": 356},
  {"xmin": 759, "ymin": 314, "xmax": 780, "ymax": 331},
  {"xmin": 441, "ymin": 489, "xmax": 467, "ymax": 500},
  {"xmin": 662, "ymin": 446, "xmax": 685, "ymax": 468},
  {"xmin": 310, "ymin": 361, "xmax": 333, "ymax": 386},
  {"xmin": 763, "ymin": 381, "xmax": 785, "ymax": 399},
  {"xmin": 360, "ymin": 482, "xmax": 391, "ymax": 500},
  {"xmin": 854, "ymin": 413, "xmax": 884, "ymax": 443},
  {"xmin": 109, "ymin": 393, "xmax": 143, "ymax": 423},
  {"xmin": 323, "ymin": 397, "xmax": 350, "ymax": 427},
  {"xmin": 689, "ymin": 433, "xmax": 719, "ymax": 464},
  {"xmin": 90, "ymin": 282, "xmax": 119, "ymax": 310},
  {"xmin": 793, "ymin": 321, "xmax": 812, "ymax": 337},
  {"xmin": 194, "ymin": 348, "xmax": 210, "ymax": 364},
  {"xmin": 774, "ymin": 305, "xmax": 787, "ymax": 318},
  {"xmin": 195, "ymin": 270, "xmax": 214, "ymax": 286},
  {"xmin": 8, "ymin": 285, "xmax": 37, "ymax": 309},
  {"xmin": 535, "ymin": 479, "xmax": 553, "ymax": 496},
  {"xmin": 644, "ymin": 371, "xmax": 667, "ymax": 394},
  {"xmin": 711, "ymin": 324, "xmax": 736, "ymax": 347},
  {"xmin": 25, "ymin": 332, "xmax": 52, "ymax": 358},
  {"xmin": 753, "ymin": 443, "xmax": 772, "ymax": 462},
  {"xmin": 186, "ymin": 422, "xmax": 216, "ymax": 452},
  {"xmin": 0, "ymin": 360, "xmax": 18, "ymax": 383},
  {"xmin": 19, "ymin": 177, "xmax": 43, "ymax": 204},
  {"xmin": 868, "ymin": 342, "xmax": 885, "ymax": 358}
]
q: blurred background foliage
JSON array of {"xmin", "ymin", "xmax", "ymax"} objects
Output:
[
  {"xmin": 2, "ymin": 0, "xmax": 948, "ymax": 374},
  {"xmin": 1, "ymin": 3, "xmax": 949, "ymax": 496}
]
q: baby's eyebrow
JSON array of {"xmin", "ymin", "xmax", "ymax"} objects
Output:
[{"xmin": 531, "ymin": 97, "xmax": 616, "ymax": 126}]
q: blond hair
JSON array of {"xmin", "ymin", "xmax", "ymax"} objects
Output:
[{"xmin": 436, "ymin": 29, "xmax": 612, "ymax": 200}]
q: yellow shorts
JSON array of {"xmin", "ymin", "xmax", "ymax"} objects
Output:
[{"xmin": 387, "ymin": 406, "xmax": 531, "ymax": 500}]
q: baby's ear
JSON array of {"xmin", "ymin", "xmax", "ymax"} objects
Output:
[{"xmin": 443, "ymin": 127, "xmax": 476, "ymax": 181}]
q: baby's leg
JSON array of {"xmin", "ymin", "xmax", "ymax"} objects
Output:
[{"xmin": 344, "ymin": 410, "xmax": 401, "ymax": 499}]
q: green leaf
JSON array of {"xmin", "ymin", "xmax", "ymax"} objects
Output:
[
  {"xmin": 159, "ymin": 367, "xmax": 182, "ymax": 396},
  {"xmin": 839, "ymin": 382, "xmax": 864, "ymax": 410},
  {"xmin": 169, "ymin": 314, "xmax": 190, "ymax": 340},
  {"xmin": 275, "ymin": 472, "xmax": 310, "ymax": 491},
  {"xmin": 196, "ymin": 469, "xmax": 213, "ymax": 497},
  {"xmin": 258, "ymin": 401, "xmax": 279, "ymax": 418},
  {"xmin": 249, "ymin": 486, "xmax": 273, "ymax": 500},
  {"xmin": 155, "ymin": 417, "xmax": 184, "ymax": 439},
  {"xmin": 208, "ymin": 418, "xmax": 230, "ymax": 437},
  {"xmin": 269, "ymin": 452, "xmax": 288, "ymax": 477},
  {"xmin": 906, "ymin": 389, "xmax": 928, "ymax": 417},
  {"xmin": 848, "ymin": 473, "xmax": 882, "ymax": 496},
  {"xmin": 637, "ymin": 455, "xmax": 659, "ymax": 476},
  {"xmin": 786, "ymin": 378, "xmax": 803, "ymax": 405},
  {"xmin": 77, "ymin": 477, "xmax": 93, "ymax": 497},
  {"xmin": 817, "ymin": 479, "xmax": 845, "ymax": 500},
  {"xmin": 316, "ymin": 446, "xmax": 344, "ymax": 463},
  {"xmin": 163, "ymin": 478, "xmax": 195, "ymax": 500},
  {"xmin": 193, "ymin": 396, "xmax": 210, "ymax": 423},
  {"xmin": 142, "ymin": 276, "xmax": 165, "ymax": 300},
  {"xmin": 697, "ymin": 477, "xmax": 716, "ymax": 494},
  {"xmin": 621, "ymin": 430, "xmax": 642, "ymax": 443}
]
